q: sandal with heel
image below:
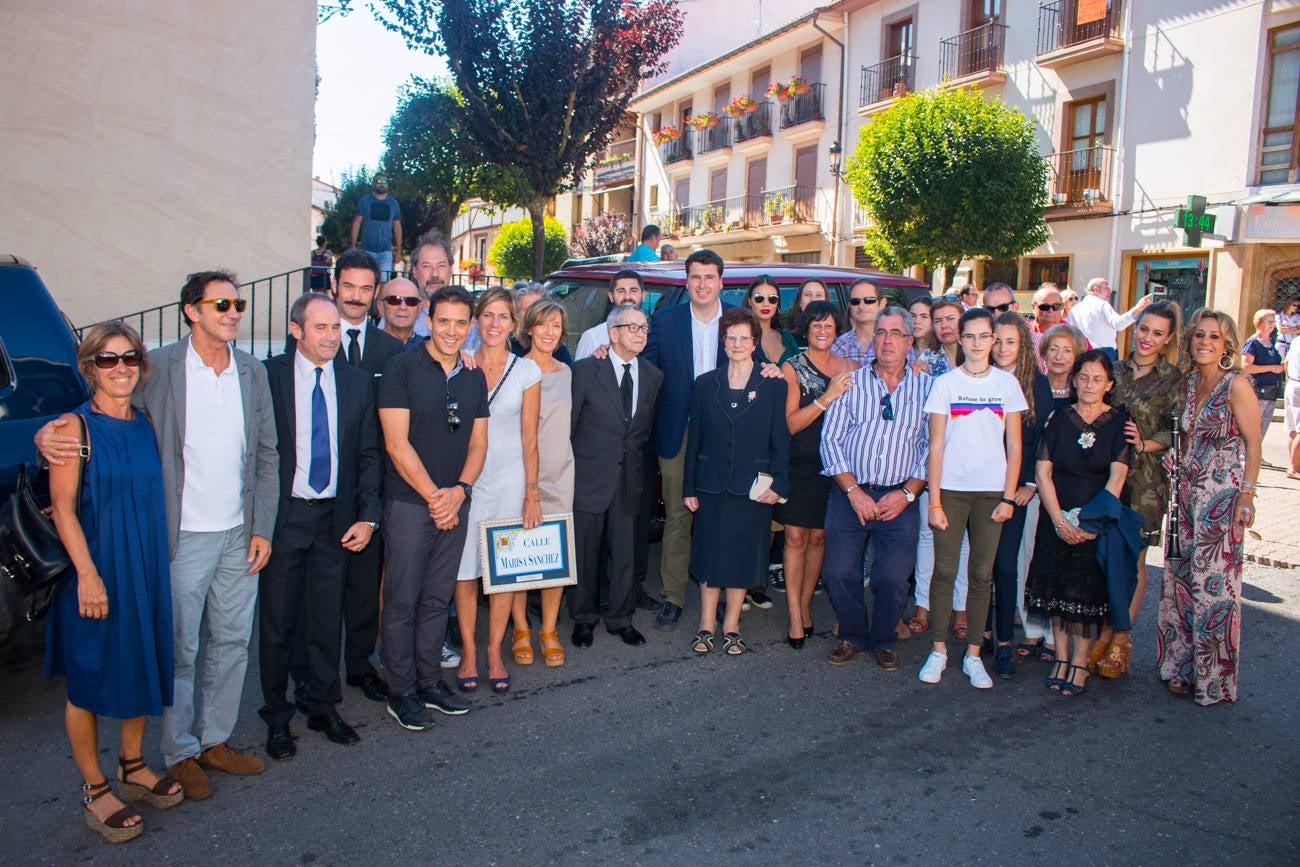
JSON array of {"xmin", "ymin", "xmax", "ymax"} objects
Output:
[
  {"xmin": 1044, "ymin": 659, "xmax": 1069, "ymax": 692},
  {"xmin": 1059, "ymin": 664, "xmax": 1089, "ymax": 697},
  {"xmin": 117, "ymin": 756, "xmax": 183, "ymax": 809},
  {"xmin": 81, "ymin": 780, "xmax": 143, "ymax": 844},
  {"xmin": 540, "ymin": 630, "xmax": 565, "ymax": 667},
  {"xmin": 511, "ymin": 629, "xmax": 534, "ymax": 665},
  {"xmin": 1096, "ymin": 642, "xmax": 1130, "ymax": 679}
]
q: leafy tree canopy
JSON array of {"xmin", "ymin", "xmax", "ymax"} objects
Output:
[
  {"xmin": 487, "ymin": 216, "xmax": 570, "ymax": 279},
  {"xmin": 845, "ymin": 87, "xmax": 1050, "ymax": 281},
  {"xmin": 318, "ymin": 166, "xmax": 373, "ymax": 254}
]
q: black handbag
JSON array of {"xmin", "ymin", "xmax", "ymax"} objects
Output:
[{"xmin": 0, "ymin": 415, "xmax": 89, "ymax": 621}]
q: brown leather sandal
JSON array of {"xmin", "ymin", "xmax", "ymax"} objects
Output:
[
  {"xmin": 540, "ymin": 630, "xmax": 565, "ymax": 667},
  {"xmin": 117, "ymin": 756, "xmax": 183, "ymax": 809},
  {"xmin": 511, "ymin": 628, "xmax": 535, "ymax": 665},
  {"xmin": 82, "ymin": 780, "xmax": 143, "ymax": 844}
]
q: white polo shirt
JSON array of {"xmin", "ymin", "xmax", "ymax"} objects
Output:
[
  {"xmin": 291, "ymin": 351, "xmax": 339, "ymax": 499},
  {"xmin": 179, "ymin": 341, "xmax": 246, "ymax": 532}
]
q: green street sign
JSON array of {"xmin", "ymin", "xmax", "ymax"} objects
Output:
[{"xmin": 1174, "ymin": 195, "xmax": 1216, "ymax": 246}]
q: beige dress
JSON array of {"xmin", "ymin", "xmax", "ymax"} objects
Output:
[{"xmin": 536, "ymin": 364, "xmax": 575, "ymax": 514}]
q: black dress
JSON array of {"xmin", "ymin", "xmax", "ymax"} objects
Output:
[
  {"xmin": 1025, "ymin": 405, "xmax": 1132, "ymax": 632},
  {"xmin": 775, "ymin": 352, "xmax": 832, "ymax": 530}
]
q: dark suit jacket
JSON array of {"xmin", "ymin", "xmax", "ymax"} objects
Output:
[
  {"xmin": 570, "ymin": 355, "xmax": 663, "ymax": 514},
  {"xmin": 683, "ymin": 366, "xmax": 790, "ymax": 498},
  {"xmin": 641, "ymin": 300, "xmax": 734, "ymax": 459},
  {"xmin": 264, "ymin": 352, "xmax": 382, "ymax": 540},
  {"xmin": 286, "ymin": 321, "xmax": 403, "ymax": 378}
]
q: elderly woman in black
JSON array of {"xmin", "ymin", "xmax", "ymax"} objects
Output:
[{"xmin": 684, "ymin": 308, "xmax": 791, "ymax": 655}]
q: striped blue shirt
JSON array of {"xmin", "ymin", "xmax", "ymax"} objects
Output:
[{"xmin": 820, "ymin": 363, "xmax": 931, "ymax": 487}]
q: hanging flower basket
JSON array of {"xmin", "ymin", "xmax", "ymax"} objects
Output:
[
  {"xmin": 790, "ymin": 76, "xmax": 811, "ymax": 96},
  {"xmin": 687, "ymin": 113, "xmax": 721, "ymax": 130},
  {"xmin": 767, "ymin": 82, "xmax": 792, "ymax": 103},
  {"xmin": 725, "ymin": 95, "xmax": 757, "ymax": 117},
  {"xmin": 651, "ymin": 125, "xmax": 681, "ymax": 145}
]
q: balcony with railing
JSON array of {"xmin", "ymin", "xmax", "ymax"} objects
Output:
[
  {"xmin": 1036, "ymin": 0, "xmax": 1124, "ymax": 68},
  {"xmin": 659, "ymin": 135, "xmax": 691, "ymax": 166},
  {"xmin": 859, "ymin": 54, "xmax": 916, "ymax": 113},
  {"xmin": 939, "ymin": 22, "xmax": 1008, "ymax": 87},
  {"xmin": 592, "ymin": 139, "xmax": 635, "ymax": 189},
  {"xmin": 733, "ymin": 101, "xmax": 773, "ymax": 146},
  {"xmin": 780, "ymin": 82, "xmax": 826, "ymax": 133},
  {"xmin": 758, "ymin": 185, "xmax": 817, "ymax": 228},
  {"xmin": 693, "ymin": 116, "xmax": 733, "ymax": 159},
  {"xmin": 1047, "ymin": 145, "xmax": 1114, "ymax": 211}
]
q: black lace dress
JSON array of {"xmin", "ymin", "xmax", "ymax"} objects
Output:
[{"xmin": 774, "ymin": 352, "xmax": 832, "ymax": 529}]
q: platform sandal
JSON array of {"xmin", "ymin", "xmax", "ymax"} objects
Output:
[
  {"xmin": 81, "ymin": 780, "xmax": 143, "ymax": 844},
  {"xmin": 511, "ymin": 628, "xmax": 534, "ymax": 665}
]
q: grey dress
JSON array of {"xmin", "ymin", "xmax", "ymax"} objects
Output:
[{"xmin": 537, "ymin": 364, "xmax": 575, "ymax": 514}]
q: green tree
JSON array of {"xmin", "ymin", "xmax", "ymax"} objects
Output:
[
  {"xmin": 372, "ymin": 0, "xmax": 684, "ymax": 278},
  {"xmin": 487, "ymin": 216, "xmax": 570, "ymax": 279},
  {"xmin": 845, "ymin": 87, "xmax": 1050, "ymax": 286},
  {"xmin": 318, "ymin": 167, "xmax": 373, "ymax": 254}
]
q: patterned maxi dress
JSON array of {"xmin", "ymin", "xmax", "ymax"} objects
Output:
[{"xmin": 1156, "ymin": 371, "xmax": 1245, "ymax": 706}]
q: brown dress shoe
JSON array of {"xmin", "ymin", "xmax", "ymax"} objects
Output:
[
  {"xmin": 198, "ymin": 742, "xmax": 266, "ymax": 776},
  {"xmin": 875, "ymin": 648, "xmax": 901, "ymax": 671},
  {"xmin": 827, "ymin": 640, "xmax": 865, "ymax": 666},
  {"xmin": 167, "ymin": 758, "xmax": 213, "ymax": 801}
]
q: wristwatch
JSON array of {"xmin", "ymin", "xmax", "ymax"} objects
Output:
[
  {"xmin": 902, "ymin": 488, "xmax": 916, "ymax": 504},
  {"xmin": 364, "ymin": 521, "xmax": 379, "ymax": 532},
  {"xmin": 456, "ymin": 481, "xmax": 473, "ymax": 500}
]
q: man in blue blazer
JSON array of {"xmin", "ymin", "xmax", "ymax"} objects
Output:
[{"xmin": 641, "ymin": 249, "xmax": 731, "ymax": 630}]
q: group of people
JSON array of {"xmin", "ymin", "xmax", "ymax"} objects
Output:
[{"xmin": 34, "ymin": 239, "xmax": 1269, "ymax": 845}]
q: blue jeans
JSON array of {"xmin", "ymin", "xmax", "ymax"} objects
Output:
[
  {"xmin": 369, "ymin": 249, "xmax": 394, "ymax": 281},
  {"xmin": 822, "ymin": 487, "xmax": 920, "ymax": 651},
  {"xmin": 1098, "ymin": 346, "xmax": 1119, "ymax": 362}
]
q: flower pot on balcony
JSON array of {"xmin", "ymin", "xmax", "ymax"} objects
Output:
[
  {"xmin": 769, "ymin": 213, "xmax": 784, "ymax": 225},
  {"xmin": 792, "ymin": 81, "xmax": 811, "ymax": 96},
  {"xmin": 880, "ymin": 86, "xmax": 893, "ymax": 101},
  {"xmin": 892, "ymin": 81, "xmax": 908, "ymax": 98}
]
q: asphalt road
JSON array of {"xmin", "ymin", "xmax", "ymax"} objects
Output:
[{"xmin": 2, "ymin": 554, "xmax": 1297, "ymax": 865}]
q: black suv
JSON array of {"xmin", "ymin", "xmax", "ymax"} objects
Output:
[{"xmin": 0, "ymin": 256, "xmax": 88, "ymax": 644}]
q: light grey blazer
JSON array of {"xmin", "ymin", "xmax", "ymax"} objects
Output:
[{"xmin": 136, "ymin": 335, "xmax": 279, "ymax": 559}]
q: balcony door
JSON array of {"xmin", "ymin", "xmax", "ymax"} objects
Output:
[
  {"xmin": 794, "ymin": 145, "xmax": 818, "ymax": 219},
  {"xmin": 1065, "ymin": 96, "xmax": 1107, "ymax": 197},
  {"xmin": 961, "ymin": 0, "xmax": 1003, "ymax": 76},
  {"xmin": 746, "ymin": 158, "xmax": 767, "ymax": 226},
  {"xmin": 886, "ymin": 18, "xmax": 914, "ymax": 91},
  {"xmin": 799, "ymin": 46, "xmax": 822, "ymax": 83}
]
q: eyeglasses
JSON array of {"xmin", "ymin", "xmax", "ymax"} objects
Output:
[
  {"xmin": 612, "ymin": 323, "xmax": 649, "ymax": 334},
  {"xmin": 751, "ymin": 294, "xmax": 780, "ymax": 305},
  {"xmin": 880, "ymin": 393, "xmax": 894, "ymax": 422},
  {"xmin": 724, "ymin": 334, "xmax": 755, "ymax": 345},
  {"xmin": 1036, "ymin": 302, "xmax": 1064, "ymax": 312},
  {"xmin": 193, "ymin": 298, "xmax": 247, "ymax": 314},
  {"xmin": 384, "ymin": 295, "xmax": 422, "ymax": 307},
  {"xmin": 446, "ymin": 394, "xmax": 461, "ymax": 433},
  {"xmin": 873, "ymin": 328, "xmax": 907, "ymax": 340},
  {"xmin": 961, "ymin": 332, "xmax": 995, "ymax": 343},
  {"xmin": 849, "ymin": 297, "xmax": 879, "ymax": 306},
  {"xmin": 984, "ymin": 302, "xmax": 1014, "ymax": 313},
  {"xmin": 93, "ymin": 350, "xmax": 144, "ymax": 370}
]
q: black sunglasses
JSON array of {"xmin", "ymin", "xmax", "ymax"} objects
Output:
[
  {"xmin": 384, "ymin": 295, "xmax": 422, "ymax": 307},
  {"xmin": 880, "ymin": 392, "xmax": 894, "ymax": 421},
  {"xmin": 849, "ymin": 297, "xmax": 879, "ymax": 306},
  {"xmin": 193, "ymin": 297, "xmax": 247, "ymax": 314},
  {"xmin": 984, "ymin": 302, "xmax": 1014, "ymax": 313},
  {"xmin": 751, "ymin": 294, "xmax": 780, "ymax": 305},
  {"xmin": 94, "ymin": 350, "xmax": 144, "ymax": 370},
  {"xmin": 1036, "ymin": 302, "xmax": 1064, "ymax": 311},
  {"xmin": 446, "ymin": 394, "xmax": 461, "ymax": 433}
]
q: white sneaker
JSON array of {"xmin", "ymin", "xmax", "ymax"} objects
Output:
[
  {"xmin": 962, "ymin": 654, "xmax": 993, "ymax": 689},
  {"xmin": 440, "ymin": 642, "xmax": 461, "ymax": 669},
  {"xmin": 918, "ymin": 651, "xmax": 947, "ymax": 684}
]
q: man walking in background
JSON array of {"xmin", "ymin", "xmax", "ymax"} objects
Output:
[{"xmin": 350, "ymin": 173, "xmax": 403, "ymax": 280}]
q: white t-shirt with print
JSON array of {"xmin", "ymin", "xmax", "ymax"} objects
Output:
[{"xmin": 923, "ymin": 366, "xmax": 1028, "ymax": 492}]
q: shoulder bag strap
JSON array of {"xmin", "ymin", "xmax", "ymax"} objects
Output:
[{"xmin": 488, "ymin": 355, "xmax": 519, "ymax": 406}]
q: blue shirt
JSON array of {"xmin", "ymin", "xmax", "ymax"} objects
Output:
[
  {"xmin": 820, "ymin": 363, "xmax": 932, "ymax": 487},
  {"xmin": 355, "ymin": 194, "xmax": 401, "ymax": 253},
  {"xmin": 626, "ymin": 243, "xmax": 660, "ymax": 262}
]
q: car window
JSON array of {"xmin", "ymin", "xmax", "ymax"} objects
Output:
[{"xmin": 544, "ymin": 279, "xmax": 608, "ymax": 351}]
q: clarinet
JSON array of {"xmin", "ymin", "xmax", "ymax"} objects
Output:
[{"xmin": 1165, "ymin": 402, "xmax": 1185, "ymax": 568}]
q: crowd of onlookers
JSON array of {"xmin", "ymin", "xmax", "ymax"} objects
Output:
[{"xmin": 34, "ymin": 233, "xmax": 1279, "ymax": 843}]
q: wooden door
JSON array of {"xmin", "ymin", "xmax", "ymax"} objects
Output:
[
  {"xmin": 745, "ymin": 158, "xmax": 766, "ymax": 226},
  {"xmin": 799, "ymin": 47, "xmax": 822, "ymax": 83},
  {"xmin": 794, "ymin": 146, "xmax": 817, "ymax": 220}
]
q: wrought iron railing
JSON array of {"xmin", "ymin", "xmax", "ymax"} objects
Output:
[
  {"xmin": 1037, "ymin": 0, "xmax": 1123, "ymax": 56},
  {"xmin": 940, "ymin": 22, "xmax": 1008, "ymax": 81},
  {"xmin": 659, "ymin": 136, "xmax": 691, "ymax": 165},
  {"xmin": 759, "ymin": 185, "xmax": 817, "ymax": 224},
  {"xmin": 780, "ymin": 82, "xmax": 826, "ymax": 128},
  {"xmin": 693, "ymin": 117, "xmax": 734, "ymax": 154},
  {"xmin": 860, "ymin": 54, "xmax": 917, "ymax": 105},
  {"xmin": 1048, "ymin": 145, "xmax": 1114, "ymax": 207},
  {"xmin": 733, "ymin": 102, "xmax": 773, "ymax": 143}
]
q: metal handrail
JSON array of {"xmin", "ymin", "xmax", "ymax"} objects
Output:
[
  {"xmin": 1037, "ymin": 0, "xmax": 1124, "ymax": 56},
  {"xmin": 939, "ymin": 21, "xmax": 1008, "ymax": 81},
  {"xmin": 733, "ymin": 101, "xmax": 774, "ymax": 143},
  {"xmin": 780, "ymin": 82, "xmax": 826, "ymax": 128},
  {"xmin": 860, "ymin": 54, "xmax": 917, "ymax": 106}
]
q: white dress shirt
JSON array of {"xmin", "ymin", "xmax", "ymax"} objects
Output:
[
  {"xmin": 575, "ymin": 321, "xmax": 610, "ymax": 360},
  {"xmin": 1067, "ymin": 294, "xmax": 1136, "ymax": 350},
  {"xmin": 341, "ymin": 317, "xmax": 368, "ymax": 362},
  {"xmin": 291, "ymin": 351, "xmax": 340, "ymax": 499},
  {"xmin": 609, "ymin": 347, "xmax": 640, "ymax": 413},
  {"xmin": 690, "ymin": 303, "xmax": 722, "ymax": 379},
  {"xmin": 180, "ymin": 341, "xmax": 246, "ymax": 532}
]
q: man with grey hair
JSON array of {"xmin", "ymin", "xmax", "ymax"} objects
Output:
[
  {"xmin": 820, "ymin": 306, "xmax": 931, "ymax": 672},
  {"xmin": 1028, "ymin": 283, "xmax": 1066, "ymax": 371},
  {"xmin": 659, "ymin": 243, "xmax": 678, "ymax": 261},
  {"xmin": 405, "ymin": 235, "xmax": 454, "ymax": 341},
  {"xmin": 1067, "ymin": 276, "xmax": 1150, "ymax": 360},
  {"xmin": 568, "ymin": 304, "xmax": 663, "ymax": 647}
]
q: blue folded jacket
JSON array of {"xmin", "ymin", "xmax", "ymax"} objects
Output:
[{"xmin": 1078, "ymin": 489, "xmax": 1145, "ymax": 631}]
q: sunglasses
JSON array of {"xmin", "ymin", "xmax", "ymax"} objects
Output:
[
  {"xmin": 849, "ymin": 297, "xmax": 879, "ymax": 306},
  {"xmin": 446, "ymin": 394, "xmax": 461, "ymax": 433},
  {"xmin": 193, "ymin": 297, "xmax": 247, "ymax": 314},
  {"xmin": 880, "ymin": 392, "xmax": 894, "ymax": 422},
  {"xmin": 94, "ymin": 350, "xmax": 144, "ymax": 370},
  {"xmin": 984, "ymin": 302, "xmax": 1014, "ymax": 313},
  {"xmin": 1036, "ymin": 302, "xmax": 1064, "ymax": 311},
  {"xmin": 751, "ymin": 294, "xmax": 780, "ymax": 305},
  {"xmin": 384, "ymin": 295, "xmax": 422, "ymax": 307}
]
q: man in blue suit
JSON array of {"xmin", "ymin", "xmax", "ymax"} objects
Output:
[{"xmin": 641, "ymin": 249, "xmax": 731, "ymax": 630}]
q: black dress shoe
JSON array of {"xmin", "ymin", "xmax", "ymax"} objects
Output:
[
  {"xmin": 607, "ymin": 625, "xmax": 646, "ymax": 646},
  {"xmin": 572, "ymin": 623, "xmax": 595, "ymax": 648},
  {"xmin": 266, "ymin": 723, "xmax": 296, "ymax": 761},
  {"xmin": 346, "ymin": 668, "xmax": 388, "ymax": 702},
  {"xmin": 307, "ymin": 710, "xmax": 361, "ymax": 746}
]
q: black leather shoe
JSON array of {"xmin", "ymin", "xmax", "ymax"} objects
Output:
[
  {"xmin": 572, "ymin": 623, "xmax": 595, "ymax": 648},
  {"xmin": 608, "ymin": 625, "xmax": 646, "ymax": 646},
  {"xmin": 346, "ymin": 668, "xmax": 388, "ymax": 702},
  {"xmin": 307, "ymin": 711, "xmax": 360, "ymax": 746},
  {"xmin": 417, "ymin": 681, "xmax": 471, "ymax": 716},
  {"xmin": 266, "ymin": 723, "xmax": 296, "ymax": 761},
  {"xmin": 635, "ymin": 587, "xmax": 659, "ymax": 612}
]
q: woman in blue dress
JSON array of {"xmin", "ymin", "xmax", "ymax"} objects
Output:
[{"xmin": 46, "ymin": 323, "xmax": 180, "ymax": 843}]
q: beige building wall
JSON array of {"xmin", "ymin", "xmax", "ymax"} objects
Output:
[{"xmin": 0, "ymin": 1, "xmax": 317, "ymax": 329}]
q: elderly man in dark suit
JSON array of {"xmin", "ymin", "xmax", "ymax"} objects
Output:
[
  {"xmin": 259, "ymin": 294, "xmax": 382, "ymax": 760},
  {"xmin": 569, "ymin": 304, "xmax": 663, "ymax": 648}
]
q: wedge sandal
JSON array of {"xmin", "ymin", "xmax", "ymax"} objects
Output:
[
  {"xmin": 117, "ymin": 756, "xmax": 183, "ymax": 809},
  {"xmin": 82, "ymin": 780, "xmax": 142, "ymax": 844}
]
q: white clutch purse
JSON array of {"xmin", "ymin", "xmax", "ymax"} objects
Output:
[{"xmin": 749, "ymin": 472, "xmax": 788, "ymax": 504}]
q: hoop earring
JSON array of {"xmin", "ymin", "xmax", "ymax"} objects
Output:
[{"xmin": 1218, "ymin": 354, "xmax": 1234, "ymax": 371}]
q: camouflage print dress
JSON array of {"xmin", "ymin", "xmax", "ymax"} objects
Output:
[{"xmin": 1113, "ymin": 357, "xmax": 1184, "ymax": 547}]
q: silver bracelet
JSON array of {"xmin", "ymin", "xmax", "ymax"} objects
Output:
[{"xmin": 812, "ymin": 397, "xmax": 827, "ymax": 412}]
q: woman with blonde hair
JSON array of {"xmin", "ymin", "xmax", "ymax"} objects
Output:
[
  {"xmin": 1039, "ymin": 323, "xmax": 1089, "ymax": 413},
  {"xmin": 1242, "ymin": 307, "xmax": 1286, "ymax": 439},
  {"xmin": 454, "ymin": 287, "xmax": 542, "ymax": 693},
  {"xmin": 1158, "ymin": 309, "xmax": 1261, "ymax": 705},
  {"xmin": 47, "ymin": 322, "xmax": 182, "ymax": 843}
]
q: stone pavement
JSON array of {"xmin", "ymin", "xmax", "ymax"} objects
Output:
[{"xmin": 1247, "ymin": 418, "xmax": 1299, "ymax": 568}]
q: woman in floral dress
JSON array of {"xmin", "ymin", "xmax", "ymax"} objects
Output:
[{"xmin": 1157, "ymin": 309, "xmax": 1262, "ymax": 706}]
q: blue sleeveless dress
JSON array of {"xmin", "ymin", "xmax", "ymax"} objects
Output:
[{"xmin": 45, "ymin": 402, "xmax": 174, "ymax": 718}]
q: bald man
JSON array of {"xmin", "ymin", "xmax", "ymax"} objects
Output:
[{"xmin": 377, "ymin": 277, "xmax": 425, "ymax": 348}]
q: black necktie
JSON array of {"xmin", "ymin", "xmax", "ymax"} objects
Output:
[
  {"xmin": 347, "ymin": 328, "xmax": 361, "ymax": 366},
  {"xmin": 621, "ymin": 363, "xmax": 633, "ymax": 420}
]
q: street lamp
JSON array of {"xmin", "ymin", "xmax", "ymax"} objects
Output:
[{"xmin": 829, "ymin": 140, "xmax": 844, "ymax": 178}]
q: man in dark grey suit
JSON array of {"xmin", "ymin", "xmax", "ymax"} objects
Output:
[{"xmin": 568, "ymin": 304, "xmax": 663, "ymax": 648}]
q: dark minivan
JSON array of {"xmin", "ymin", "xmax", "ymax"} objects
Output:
[
  {"xmin": 542, "ymin": 260, "xmax": 929, "ymax": 353},
  {"xmin": 0, "ymin": 256, "xmax": 88, "ymax": 643}
]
